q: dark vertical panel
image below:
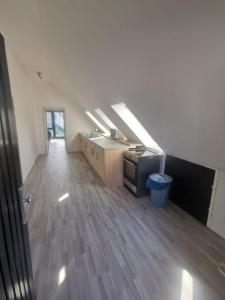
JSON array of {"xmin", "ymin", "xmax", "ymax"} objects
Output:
[
  {"xmin": 0, "ymin": 38, "xmax": 22, "ymax": 185},
  {"xmin": 0, "ymin": 265, "xmax": 7, "ymax": 300},
  {"xmin": 165, "ymin": 155, "xmax": 215, "ymax": 224},
  {"xmin": 0, "ymin": 62, "xmax": 30, "ymax": 299},
  {"xmin": 0, "ymin": 63, "xmax": 29, "ymax": 299},
  {"xmin": 0, "ymin": 99, "xmax": 22, "ymax": 299},
  {"xmin": 0, "ymin": 214, "xmax": 15, "ymax": 300},
  {"xmin": 0, "ymin": 33, "xmax": 35, "ymax": 299}
]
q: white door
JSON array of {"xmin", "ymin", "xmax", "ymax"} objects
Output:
[{"xmin": 207, "ymin": 170, "xmax": 225, "ymax": 239}]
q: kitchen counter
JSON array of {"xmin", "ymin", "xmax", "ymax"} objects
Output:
[
  {"xmin": 80, "ymin": 132, "xmax": 131, "ymax": 186},
  {"xmin": 80, "ymin": 132, "xmax": 130, "ymax": 150}
]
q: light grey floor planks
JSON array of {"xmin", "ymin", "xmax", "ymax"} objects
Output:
[{"xmin": 23, "ymin": 140, "xmax": 225, "ymax": 300}]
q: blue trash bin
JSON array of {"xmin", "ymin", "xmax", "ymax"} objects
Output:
[{"xmin": 145, "ymin": 173, "xmax": 173, "ymax": 207}]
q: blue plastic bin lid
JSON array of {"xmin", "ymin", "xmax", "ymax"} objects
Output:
[{"xmin": 145, "ymin": 173, "xmax": 173, "ymax": 191}]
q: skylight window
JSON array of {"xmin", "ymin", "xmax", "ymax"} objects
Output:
[
  {"xmin": 85, "ymin": 111, "xmax": 110, "ymax": 136},
  {"xmin": 95, "ymin": 108, "xmax": 127, "ymax": 140},
  {"xmin": 111, "ymin": 103, "xmax": 162, "ymax": 151}
]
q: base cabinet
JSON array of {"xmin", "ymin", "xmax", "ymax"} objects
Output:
[{"xmin": 80, "ymin": 134, "xmax": 124, "ymax": 186}]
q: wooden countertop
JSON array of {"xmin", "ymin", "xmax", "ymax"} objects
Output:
[{"xmin": 80, "ymin": 133, "xmax": 131, "ymax": 150}]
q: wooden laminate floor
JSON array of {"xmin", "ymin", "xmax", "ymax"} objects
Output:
[
  {"xmin": 24, "ymin": 143, "xmax": 225, "ymax": 300},
  {"xmin": 48, "ymin": 138, "xmax": 65, "ymax": 153}
]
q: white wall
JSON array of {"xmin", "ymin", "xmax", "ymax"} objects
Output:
[
  {"xmin": 2, "ymin": 0, "xmax": 225, "ymax": 170},
  {"xmin": 33, "ymin": 0, "xmax": 225, "ymax": 171},
  {"xmin": 6, "ymin": 48, "xmax": 39, "ymax": 182},
  {"xmin": 5, "ymin": 45, "xmax": 93, "ymax": 182},
  {"xmin": 208, "ymin": 170, "xmax": 225, "ymax": 239},
  {"xmin": 33, "ymin": 81, "xmax": 94, "ymax": 154}
]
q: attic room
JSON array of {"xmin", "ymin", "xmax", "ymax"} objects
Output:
[{"xmin": 0, "ymin": 0, "xmax": 225, "ymax": 299}]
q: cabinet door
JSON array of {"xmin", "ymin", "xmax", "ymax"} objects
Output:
[
  {"xmin": 82, "ymin": 138, "xmax": 85, "ymax": 153},
  {"xmin": 83, "ymin": 139, "xmax": 88, "ymax": 157},
  {"xmin": 95, "ymin": 146, "xmax": 105, "ymax": 179},
  {"xmin": 104, "ymin": 150, "xmax": 124, "ymax": 186},
  {"xmin": 80, "ymin": 136, "xmax": 84, "ymax": 152},
  {"xmin": 89, "ymin": 144, "xmax": 95, "ymax": 166}
]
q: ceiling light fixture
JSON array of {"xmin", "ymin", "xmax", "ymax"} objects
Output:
[{"xmin": 37, "ymin": 72, "xmax": 43, "ymax": 79}]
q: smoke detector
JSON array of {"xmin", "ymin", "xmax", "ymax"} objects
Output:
[{"xmin": 37, "ymin": 72, "xmax": 43, "ymax": 80}]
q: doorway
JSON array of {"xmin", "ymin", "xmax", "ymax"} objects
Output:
[
  {"xmin": 45, "ymin": 109, "xmax": 66, "ymax": 153},
  {"xmin": 46, "ymin": 110, "xmax": 65, "ymax": 139}
]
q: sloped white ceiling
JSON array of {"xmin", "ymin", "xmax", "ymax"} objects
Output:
[{"xmin": 1, "ymin": 0, "xmax": 225, "ymax": 169}]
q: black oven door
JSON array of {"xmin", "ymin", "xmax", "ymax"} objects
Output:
[{"xmin": 123, "ymin": 158, "xmax": 137, "ymax": 184}]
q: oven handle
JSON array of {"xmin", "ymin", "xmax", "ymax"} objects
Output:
[{"xmin": 123, "ymin": 157, "xmax": 137, "ymax": 166}]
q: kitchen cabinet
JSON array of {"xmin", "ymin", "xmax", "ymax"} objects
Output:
[{"xmin": 79, "ymin": 133, "xmax": 129, "ymax": 186}]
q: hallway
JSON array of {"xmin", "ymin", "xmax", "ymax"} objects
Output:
[
  {"xmin": 48, "ymin": 139, "xmax": 65, "ymax": 153},
  {"xmin": 23, "ymin": 150, "xmax": 225, "ymax": 300}
]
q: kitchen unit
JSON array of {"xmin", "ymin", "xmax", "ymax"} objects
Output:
[
  {"xmin": 80, "ymin": 133, "xmax": 130, "ymax": 186},
  {"xmin": 123, "ymin": 149, "xmax": 161, "ymax": 197}
]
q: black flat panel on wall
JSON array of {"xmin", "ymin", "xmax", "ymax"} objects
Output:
[
  {"xmin": 0, "ymin": 33, "xmax": 35, "ymax": 299},
  {"xmin": 165, "ymin": 155, "xmax": 215, "ymax": 225}
]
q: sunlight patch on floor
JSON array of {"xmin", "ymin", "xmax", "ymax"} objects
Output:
[
  {"xmin": 58, "ymin": 193, "xmax": 69, "ymax": 202},
  {"xmin": 180, "ymin": 269, "xmax": 193, "ymax": 300},
  {"xmin": 58, "ymin": 266, "xmax": 66, "ymax": 285}
]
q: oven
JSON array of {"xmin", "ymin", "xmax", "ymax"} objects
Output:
[
  {"xmin": 123, "ymin": 150, "xmax": 161, "ymax": 197},
  {"xmin": 123, "ymin": 157, "xmax": 137, "ymax": 193}
]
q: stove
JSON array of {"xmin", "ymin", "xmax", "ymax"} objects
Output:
[
  {"xmin": 124, "ymin": 149, "xmax": 159, "ymax": 163},
  {"xmin": 123, "ymin": 147, "xmax": 161, "ymax": 197}
]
